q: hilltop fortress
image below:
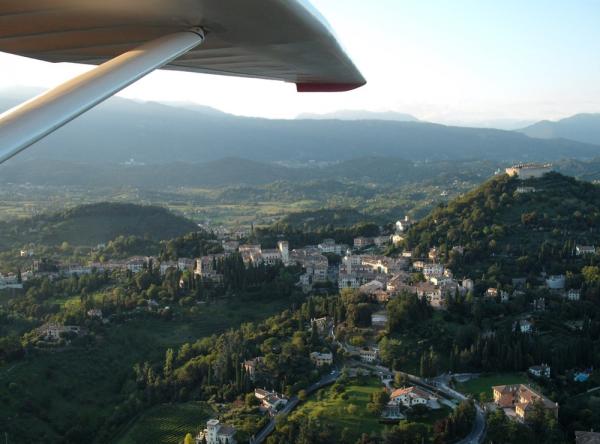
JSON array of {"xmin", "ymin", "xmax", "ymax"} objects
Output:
[{"xmin": 505, "ymin": 163, "xmax": 554, "ymax": 179}]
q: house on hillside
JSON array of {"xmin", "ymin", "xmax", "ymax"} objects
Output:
[
  {"xmin": 371, "ymin": 312, "xmax": 388, "ymax": 329},
  {"xmin": 254, "ymin": 388, "xmax": 288, "ymax": 412},
  {"xmin": 86, "ymin": 309, "xmax": 103, "ymax": 319},
  {"xmin": 389, "ymin": 386, "xmax": 438, "ymax": 409},
  {"xmin": 576, "ymin": 245, "xmax": 596, "ymax": 256},
  {"xmin": 395, "ymin": 216, "xmax": 413, "ymax": 233},
  {"xmin": 310, "ymin": 352, "xmax": 333, "ymax": 367},
  {"xmin": 492, "ymin": 384, "xmax": 558, "ymax": 421},
  {"xmin": 423, "ymin": 263, "xmax": 444, "ymax": 279},
  {"xmin": 514, "ymin": 319, "xmax": 534, "ymax": 334},
  {"xmin": 546, "ymin": 275, "xmax": 566, "ymax": 290},
  {"xmin": 359, "ymin": 347, "xmax": 379, "ymax": 363},
  {"xmin": 35, "ymin": 323, "xmax": 84, "ymax": 341},
  {"xmin": 196, "ymin": 419, "xmax": 236, "ymax": 444},
  {"xmin": 528, "ymin": 364, "xmax": 551, "ymax": 379},
  {"xmin": 354, "ymin": 237, "xmax": 373, "ymax": 249},
  {"xmin": 567, "ymin": 289, "xmax": 581, "ymax": 301}
]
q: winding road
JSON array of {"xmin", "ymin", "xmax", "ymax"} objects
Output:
[{"xmin": 251, "ymin": 370, "xmax": 340, "ymax": 444}]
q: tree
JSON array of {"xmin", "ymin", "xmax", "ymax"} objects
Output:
[
  {"xmin": 164, "ymin": 348, "xmax": 174, "ymax": 378},
  {"xmin": 384, "ymin": 422, "xmax": 428, "ymax": 444},
  {"xmin": 246, "ymin": 392, "xmax": 260, "ymax": 407},
  {"xmin": 298, "ymin": 390, "xmax": 308, "ymax": 401},
  {"xmin": 367, "ymin": 389, "xmax": 390, "ymax": 415}
]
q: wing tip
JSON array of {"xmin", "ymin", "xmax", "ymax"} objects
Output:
[{"xmin": 296, "ymin": 81, "xmax": 366, "ymax": 93}]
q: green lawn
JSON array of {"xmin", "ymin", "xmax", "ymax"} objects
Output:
[
  {"xmin": 455, "ymin": 373, "xmax": 530, "ymax": 399},
  {"xmin": 293, "ymin": 376, "xmax": 453, "ymax": 442},
  {"xmin": 116, "ymin": 402, "xmax": 213, "ymax": 444},
  {"xmin": 292, "ymin": 376, "xmax": 385, "ymax": 440}
]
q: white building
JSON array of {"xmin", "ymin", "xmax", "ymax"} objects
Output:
[
  {"xmin": 516, "ymin": 319, "xmax": 534, "ymax": 334},
  {"xmin": 423, "ymin": 263, "xmax": 444, "ymax": 279},
  {"xmin": 505, "ymin": 163, "xmax": 553, "ymax": 179},
  {"xmin": 567, "ymin": 289, "xmax": 581, "ymax": 301},
  {"xmin": 254, "ymin": 388, "xmax": 288, "ymax": 412},
  {"xmin": 317, "ymin": 239, "xmax": 347, "ymax": 255},
  {"xmin": 529, "ymin": 364, "xmax": 551, "ymax": 379},
  {"xmin": 277, "ymin": 241, "xmax": 290, "ymax": 265},
  {"xmin": 546, "ymin": 275, "xmax": 566, "ymax": 290},
  {"xmin": 395, "ymin": 216, "xmax": 413, "ymax": 233},
  {"xmin": 389, "ymin": 387, "xmax": 437, "ymax": 408},
  {"xmin": 575, "ymin": 245, "xmax": 596, "ymax": 256},
  {"xmin": 196, "ymin": 419, "xmax": 236, "ymax": 444},
  {"xmin": 359, "ymin": 347, "xmax": 379, "ymax": 363},
  {"xmin": 260, "ymin": 249, "xmax": 283, "ymax": 266},
  {"xmin": 371, "ymin": 312, "xmax": 388, "ymax": 328}
]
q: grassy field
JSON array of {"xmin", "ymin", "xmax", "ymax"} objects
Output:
[
  {"xmin": 116, "ymin": 402, "xmax": 213, "ymax": 444},
  {"xmin": 292, "ymin": 376, "xmax": 385, "ymax": 440},
  {"xmin": 455, "ymin": 373, "xmax": 530, "ymax": 399},
  {"xmin": 293, "ymin": 376, "xmax": 453, "ymax": 442}
]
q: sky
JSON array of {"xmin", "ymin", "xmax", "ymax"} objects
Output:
[{"xmin": 1, "ymin": 0, "xmax": 599, "ymax": 126}]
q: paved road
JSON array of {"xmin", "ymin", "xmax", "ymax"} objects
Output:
[
  {"xmin": 251, "ymin": 371, "xmax": 340, "ymax": 444},
  {"xmin": 433, "ymin": 374, "xmax": 486, "ymax": 444}
]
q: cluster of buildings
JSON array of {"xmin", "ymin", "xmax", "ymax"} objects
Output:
[
  {"xmin": 338, "ymin": 254, "xmax": 407, "ymax": 291},
  {"xmin": 492, "ymin": 384, "xmax": 558, "ymax": 421}
]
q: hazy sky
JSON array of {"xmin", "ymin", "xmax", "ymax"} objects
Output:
[{"xmin": 1, "ymin": 0, "xmax": 599, "ymax": 125}]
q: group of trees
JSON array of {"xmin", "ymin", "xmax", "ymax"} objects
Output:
[
  {"xmin": 432, "ymin": 400, "xmax": 475, "ymax": 444},
  {"xmin": 256, "ymin": 219, "xmax": 381, "ymax": 250},
  {"xmin": 109, "ymin": 297, "xmax": 335, "ymax": 442}
]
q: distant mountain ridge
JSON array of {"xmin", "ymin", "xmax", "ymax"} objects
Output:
[
  {"xmin": 519, "ymin": 113, "xmax": 600, "ymax": 146},
  {"xmin": 1, "ymin": 89, "xmax": 599, "ymax": 165},
  {"xmin": 296, "ymin": 110, "xmax": 419, "ymax": 122}
]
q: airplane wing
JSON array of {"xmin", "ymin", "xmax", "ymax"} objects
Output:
[
  {"xmin": 0, "ymin": 0, "xmax": 365, "ymax": 92},
  {"xmin": 0, "ymin": 0, "xmax": 365, "ymax": 164}
]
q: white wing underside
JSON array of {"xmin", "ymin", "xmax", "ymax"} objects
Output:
[{"xmin": 0, "ymin": 0, "xmax": 366, "ymax": 91}]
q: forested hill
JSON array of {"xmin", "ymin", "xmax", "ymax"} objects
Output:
[
  {"xmin": 0, "ymin": 203, "xmax": 197, "ymax": 249},
  {"xmin": 405, "ymin": 172, "xmax": 600, "ymax": 277}
]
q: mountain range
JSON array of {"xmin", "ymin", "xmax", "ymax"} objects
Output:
[
  {"xmin": 1, "ymin": 88, "xmax": 599, "ymax": 166},
  {"xmin": 518, "ymin": 113, "xmax": 600, "ymax": 146},
  {"xmin": 296, "ymin": 110, "xmax": 419, "ymax": 122}
]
